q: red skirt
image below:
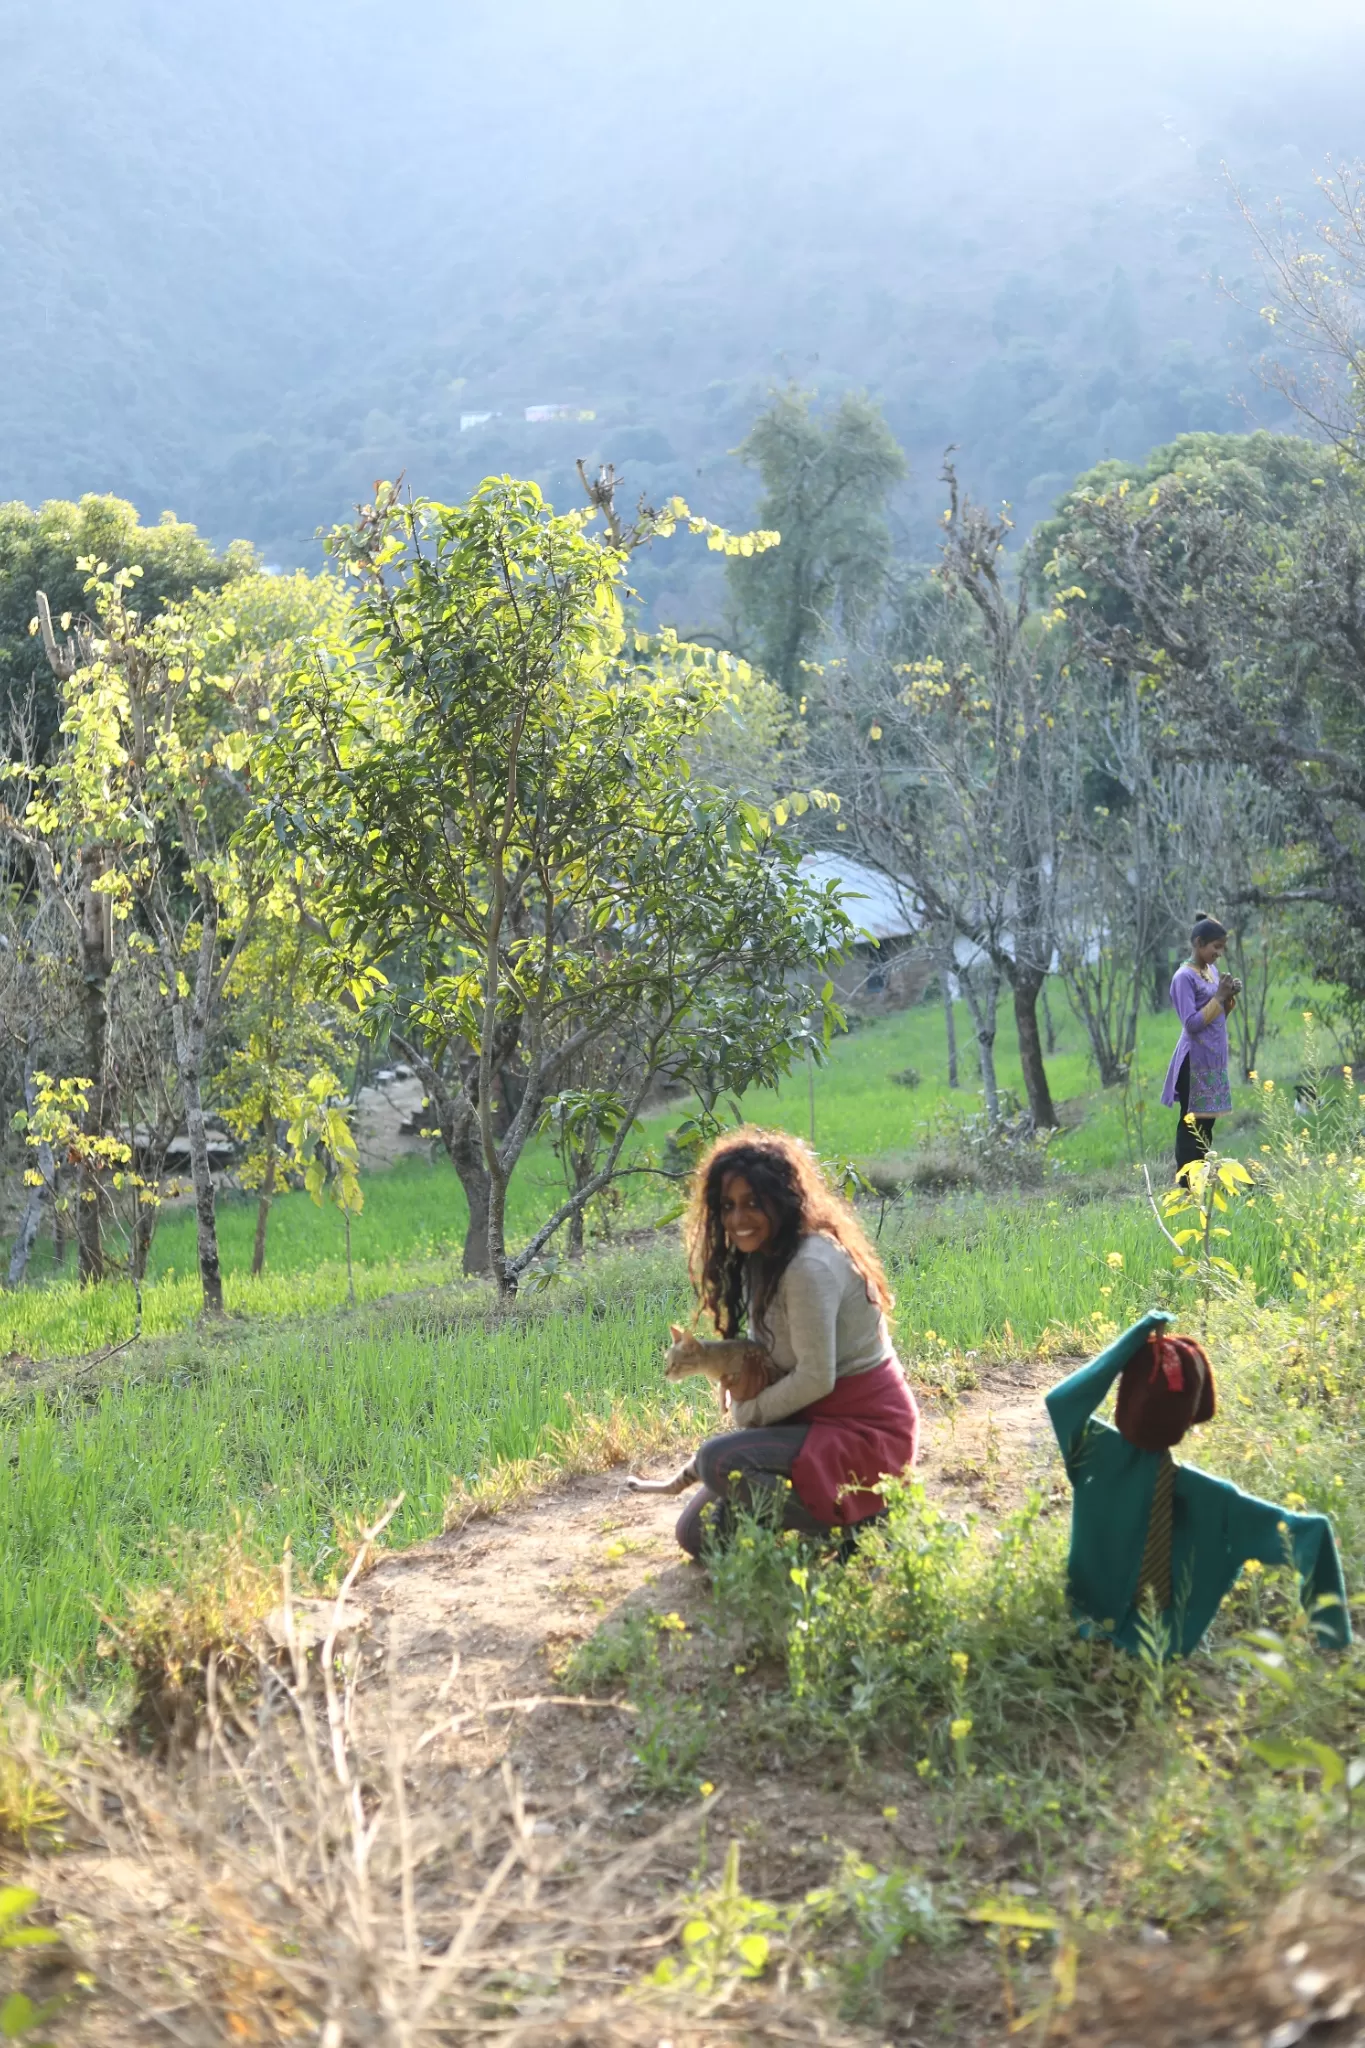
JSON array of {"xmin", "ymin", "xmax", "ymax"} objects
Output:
[{"xmin": 789, "ymin": 1359, "xmax": 920, "ymax": 1526}]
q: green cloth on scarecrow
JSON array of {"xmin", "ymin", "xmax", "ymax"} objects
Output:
[{"xmin": 1045, "ymin": 1311, "xmax": 1351, "ymax": 1655}]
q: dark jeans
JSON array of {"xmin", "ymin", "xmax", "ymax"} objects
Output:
[
  {"xmin": 1174, "ymin": 1054, "xmax": 1216, "ymax": 1175},
  {"xmin": 675, "ymin": 1425, "xmax": 831, "ymax": 1559}
]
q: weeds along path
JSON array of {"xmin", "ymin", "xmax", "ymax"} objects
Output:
[
  {"xmin": 362, "ymin": 1359, "xmax": 1058, "ymax": 1746},
  {"xmin": 345, "ymin": 1364, "xmax": 1058, "ymax": 2043}
]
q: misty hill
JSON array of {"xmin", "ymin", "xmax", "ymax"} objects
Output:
[{"xmin": 5, "ymin": 0, "xmax": 1364, "ymax": 629}]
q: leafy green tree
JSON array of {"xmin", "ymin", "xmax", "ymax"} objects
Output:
[
  {"xmin": 727, "ymin": 388, "xmax": 907, "ymax": 699},
  {"xmin": 265, "ymin": 477, "xmax": 852, "ymax": 1294},
  {"xmin": 285, "ymin": 1069, "xmax": 364, "ymax": 1309},
  {"xmin": 2, "ymin": 561, "xmax": 341, "ymax": 1311},
  {"xmin": 215, "ymin": 921, "xmax": 355, "ymax": 1277},
  {"xmin": 0, "ymin": 495, "xmax": 253, "ymax": 757}
]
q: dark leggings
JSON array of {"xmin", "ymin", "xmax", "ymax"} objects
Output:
[
  {"xmin": 1174, "ymin": 1055, "xmax": 1215, "ymax": 1175},
  {"xmin": 675, "ymin": 1425, "xmax": 832, "ymax": 1559}
]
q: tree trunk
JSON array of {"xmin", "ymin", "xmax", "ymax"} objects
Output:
[
  {"xmin": 251, "ymin": 1138, "xmax": 276, "ymax": 1277},
  {"xmin": 182, "ymin": 1066, "xmax": 224, "ymax": 1314},
  {"xmin": 567, "ymin": 1145, "xmax": 596, "ymax": 1256},
  {"xmin": 6, "ymin": 1176, "xmax": 46, "ymax": 1289},
  {"xmin": 1068, "ymin": 983, "xmax": 1128, "ymax": 1087},
  {"xmin": 941, "ymin": 959, "xmax": 959, "ymax": 1088},
  {"xmin": 1230, "ymin": 933, "xmax": 1271, "ymax": 1081},
  {"xmin": 460, "ymin": 1170, "xmax": 491, "ymax": 1275},
  {"xmin": 390, "ymin": 1033, "xmax": 496, "ymax": 1276},
  {"xmin": 1041, "ymin": 983, "xmax": 1057, "ymax": 1056},
  {"xmin": 1093, "ymin": 1041, "xmax": 1128, "ymax": 1089},
  {"xmin": 76, "ymin": 848, "xmax": 113, "ymax": 1284},
  {"xmin": 169, "ymin": 905, "xmax": 225, "ymax": 1317},
  {"xmin": 433, "ymin": 1089, "xmax": 492, "ymax": 1274},
  {"xmin": 1013, "ymin": 976, "xmax": 1058, "ymax": 1128},
  {"xmin": 132, "ymin": 1199, "xmax": 157, "ymax": 1283},
  {"xmin": 1151, "ymin": 942, "xmax": 1171, "ymax": 1015},
  {"xmin": 486, "ymin": 1160, "xmax": 513, "ymax": 1299},
  {"xmin": 960, "ymin": 960, "xmax": 1001, "ymax": 1124}
]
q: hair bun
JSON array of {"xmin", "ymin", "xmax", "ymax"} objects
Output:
[{"xmin": 1193, "ymin": 910, "xmax": 1210, "ymax": 922}]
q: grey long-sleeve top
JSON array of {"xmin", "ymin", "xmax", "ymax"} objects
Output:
[{"xmin": 730, "ymin": 1232, "xmax": 894, "ymax": 1429}]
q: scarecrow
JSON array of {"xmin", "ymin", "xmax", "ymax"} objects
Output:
[{"xmin": 1046, "ymin": 1311, "xmax": 1350, "ymax": 1655}]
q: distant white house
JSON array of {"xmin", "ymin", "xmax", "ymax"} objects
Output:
[
  {"xmin": 798, "ymin": 852, "xmax": 921, "ymax": 943},
  {"xmin": 799, "ymin": 853, "xmax": 928, "ymax": 1006},
  {"xmin": 800, "ymin": 853, "xmax": 1064, "ymax": 998},
  {"xmin": 524, "ymin": 403, "xmax": 596, "ymax": 423}
]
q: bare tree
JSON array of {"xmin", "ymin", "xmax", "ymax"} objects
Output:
[
  {"xmin": 0, "ymin": 886, "xmax": 59, "ymax": 1287},
  {"xmin": 957, "ymin": 951, "xmax": 1003, "ymax": 1122},
  {"xmin": 1054, "ymin": 680, "xmax": 1163, "ymax": 1086},
  {"xmin": 1047, "ymin": 433, "xmax": 1365, "ymax": 1051},
  {"xmin": 932, "ymin": 919, "xmax": 960, "ymax": 1088},
  {"xmin": 1237, "ymin": 163, "xmax": 1365, "ymax": 458},
  {"xmin": 810, "ymin": 468, "xmax": 1071, "ymax": 1127},
  {"xmin": 1, "ymin": 637, "xmax": 115, "ymax": 1281}
]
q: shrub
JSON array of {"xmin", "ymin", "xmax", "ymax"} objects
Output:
[
  {"xmin": 707, "ymin": 1479, "xmax": 1102, "ymax": 1769},
  {"xmin": 904, "ymin": 1090, "xmax": 1058, "ymax": 1194},
  {"xmin": 804, "ymin": 1851, "xmax": 958, "ymax": 2018},
  {"xmin": 906, "ymin": 1147, "xmax": 983, "ymax": 1194},
  {"xmin": 862, "ymin": 1163, "xmax": 907, "ymax": 1200},
  {"xmin": 956, "ymin": 1097, "xmax": 1059, "ymax": 1189}
]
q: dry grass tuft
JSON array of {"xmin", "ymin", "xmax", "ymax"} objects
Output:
[
  {"xmin": 1047, "ymin": 1870, "xmax": 1365, "ymax": 2045},
  {"xmin": 3, "ymin": 1509, "xmax": 850, "ymax": 2047},
  {"xmin": 443, "ymin": 1397, "xmax": 700, "ymax": 1533},
  {"xmin": 96, "ymin": 1523, "xmax": 283, "ymax": 1754}
]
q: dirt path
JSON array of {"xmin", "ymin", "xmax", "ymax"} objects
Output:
[
  {"xmin": 347, "ymin": 1363, "xmax": 1060, "ymax": 2041},
  {"xmin": 363, "ymin": 1359, "xmax": 1057, "ymax": 1731}
]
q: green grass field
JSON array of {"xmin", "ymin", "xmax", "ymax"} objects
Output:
[
  {"xmin": 0, "ymin": 984, "xmax": 1298, "ymax": 1360},
  {"xmin": 4, "ymin": 1247, "xmax": 704, "ymax": 1684},
  {"xmin": 0, "ymin": 980, "xmax": 1320, "ymax": 1688}
]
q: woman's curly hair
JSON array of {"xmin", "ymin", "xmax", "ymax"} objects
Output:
[{"xmin": 683, "ymin": 1125, "xmax": 893, "ymax": 1342}]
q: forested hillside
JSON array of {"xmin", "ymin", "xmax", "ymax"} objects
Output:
[{"xmin": 4, "ymin": 0, "xmax": 1365, "ymax": 630}]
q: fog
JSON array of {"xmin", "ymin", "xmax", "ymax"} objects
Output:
[{"xmin": 5, "ymin": 0, "xmax": 1365, "ymax": 595}]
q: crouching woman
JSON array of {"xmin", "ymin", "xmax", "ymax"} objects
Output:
[{"xmin": 675, "ymin": 1128, "xmax": 919, "ymax": 1559}]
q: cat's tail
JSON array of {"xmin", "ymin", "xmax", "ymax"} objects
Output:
[{"xmin": 627, "ymin": 1461, "xmax": 697, "ymax": 1496}]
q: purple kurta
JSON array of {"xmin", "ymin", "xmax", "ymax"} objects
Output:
[{"xmin": 1160, "ymin": 963, "xmax": 1233, "ymax": 1117}]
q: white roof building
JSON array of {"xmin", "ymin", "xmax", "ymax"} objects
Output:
[{"xmin": 798, "ymin": 853, "xmax": 921, "ymax": 944}]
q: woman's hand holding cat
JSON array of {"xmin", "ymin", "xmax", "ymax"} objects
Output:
[{"xmin": 721, "ymin": 1358, "xmax": 772, "ymax": 1407}]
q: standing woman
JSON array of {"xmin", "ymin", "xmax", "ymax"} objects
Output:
[
  {"xmin": 674, "ymin": 1128, "xmax": 919, "ymax": 1560},
  {"xmin": 1161, "ymin": 913, "xmax": 1241, "ymax": 1178}
]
